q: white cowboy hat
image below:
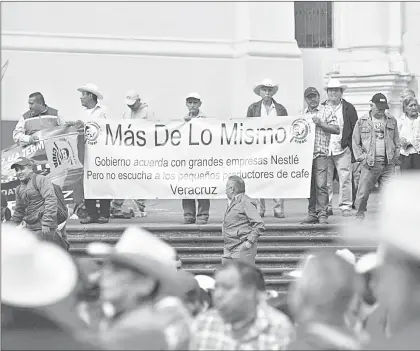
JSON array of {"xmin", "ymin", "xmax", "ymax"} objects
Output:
[
  {"xmin": 253, "ymin": 79, "xmax": 279, "ymax": 96},
  {"xmin": 355, "ymin": 252, "xmax": 381, "ymax": 274},
  {"xmin": 195, "ymin": 275, "xmax": 215, "ymax": 291},
  {"xmin": 1, "ymin": 224, "xmax": 78, "ymax": 307},
  {"xmin": 86, "ymin": 226, "xmax": 184, "ymax": 297},
  {"xmin": 77, "ymin": 83, "xmax": 103, "ymax": 100},
  {"xmin": 324, "ymin": 78, "xmax": 347, "ymax": 91},
  {"xmin": 335, "ymin": 249, "xmax": 356, "ymax": 266}
]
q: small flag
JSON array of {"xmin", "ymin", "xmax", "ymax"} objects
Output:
[{"xmin": 44, "ymin": 133, "xmax": 82, "ymax": 175}]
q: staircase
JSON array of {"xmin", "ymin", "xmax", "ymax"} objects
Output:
[{"xmin": 67, "ymin": 222, "xmax": 375, "ymax": 293}]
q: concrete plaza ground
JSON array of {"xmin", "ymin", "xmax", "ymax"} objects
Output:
[{"xmin": 67, "ymin": 193, "xmax": 380, "ymax": 226}]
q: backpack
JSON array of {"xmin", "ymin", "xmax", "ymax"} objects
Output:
[{"xmin": 32, "ymin": 175, "xmax": 69, "ymax": 225}]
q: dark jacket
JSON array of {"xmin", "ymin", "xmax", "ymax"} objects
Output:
[
  {"xmin": 11, "ymin": 173, "xmax": 57, "ymax": 230},
  {"xmin": 321, "ymin": 99, "xmax": 358, "ymax": 162},
  {"xmin": 222, "ymin": 193, "xmax": 265, "ymax": 250},
  {"xmin": 247, "ymin": 99, "xmax": 288, "ymax": 117},
  {"xmin": 352, "ymin": 112, "xmax": 400, "ymax": 167}
]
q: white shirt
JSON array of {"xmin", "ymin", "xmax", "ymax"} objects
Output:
[
  {"xmin": 398, "ymin": 113, "xmax": 420, "ymax": 155},
  {"xmin": 327, "ymin": 100, "xmax": 347, "ymax": 156},
  {"xmin": 79, "ymin": 103, "xmax": 109, "ymax": 121},
  {"xmin": 260, "ymin": 102, "xmax": 277, "ymax": 117}
]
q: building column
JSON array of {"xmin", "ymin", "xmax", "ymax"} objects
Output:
[
  {"xmin": 231, "ymin": 2, "xmax": 303, "ymax": 117},
  {"xmin": 327, "ymin": 2, "xmax": 413, "ymax": 117}
]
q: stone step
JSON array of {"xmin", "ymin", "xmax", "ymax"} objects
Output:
[
  {"xmin": 66, "ymin": 222, "xmax": 373, "ymax": 292},
  {"xmin": 66, "ymin": 222, "xmax": 340, "ymax": 237}
]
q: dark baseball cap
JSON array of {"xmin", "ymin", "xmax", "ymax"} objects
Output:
[
  {"xmin": 11, "ymin": 157, "xmax": 33, "ymax": 170},
  {"xmin": 371, "ymin": 93, "xmax": 389, "ymax": 110},
  {"xmin": 304, "ymin": 87, "xmax": 320, "ymax": 97}
]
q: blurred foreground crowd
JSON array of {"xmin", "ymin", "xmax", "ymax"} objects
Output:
[{"xmin": 2, "ymin": 172, "xmax": 420, "ymax": 351}]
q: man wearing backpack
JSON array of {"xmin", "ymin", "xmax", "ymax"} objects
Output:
[{"xmin": 10, "ymin": 157, "xmax": 69, "ymax": 250}]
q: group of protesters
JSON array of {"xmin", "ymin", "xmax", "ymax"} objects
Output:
[
  {"xmin": 2, "ymin": 171, "xmax": 420, "ymax": 350},
  {"xmin": 6, "ymin": 79, "xmax": 420, "ymax": 228}
]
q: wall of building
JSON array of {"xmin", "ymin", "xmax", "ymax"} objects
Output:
[
  {"xmin": 1, "ymin": 1, "xmax": 303, "ymax": 131},
  {"xmin": 301, "ymin": 48, "xmax": 339, "ymax": 105},
  {"xmin": 403, "ymin": 1, "xmax": 420, "ymax": 93}
]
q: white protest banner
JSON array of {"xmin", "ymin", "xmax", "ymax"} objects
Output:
[
  {"xmin": 83, "ymin": 117, "xmax": 315, "ymax": 199},
  {"xmin": 44, "ymin": 132, "xmax": 83, "ymax": 176}
]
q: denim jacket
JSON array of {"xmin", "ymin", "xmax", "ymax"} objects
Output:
[{"xmin": 352, "ymin": 112, "xmax": 400, "ymax": 167}]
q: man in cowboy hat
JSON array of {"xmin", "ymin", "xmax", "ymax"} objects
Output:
[
  {"xmin": 300, "ymin": 87, "xmax": 339, "ymax": 224},
  {"xmin": 87, "ymin": 226, "xmax": 192, "ymax": 350},
  {"xmin": 182, "ymin": 92, "xmax": 210, "ymax": 224},
  {"xmin": 75, "ymin": 83, "xmax": 112, "ymax": 224},
  {"xmin": 13, "ymin": 92, "xmax": 66, "ymax": 146},
  {"xmin": 364, "ymin": 173, "xmax": 420, "ymax": 349},
  {"xmin": 321, "ymin": 79, "xmax": 359, "ymax": 217},
  {"xmin": 1, "ymin": 224, "xmax": 97, "ymax": 350},
  {"xmin": 109, "ymin": 89, "xmax": 149, "ymax": 219},
  {"xmin": 352, "ymin": 93, "xmax": 400, "ymax": 220},
  {"xmin": 246, "ymin": 78, "xmax": 288, "ymax": 219}
]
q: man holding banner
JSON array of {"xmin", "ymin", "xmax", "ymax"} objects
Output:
[
  {"xmin": 300, "ymin": 87, "xmax": 339, "ymax": 224},
  {"xmin": 13, "ymin": 92, "xmax": 66, "ymax": 147},
  {"xmin": 247, "ymin": 79, "xmax": 288, "ymax": 219},
  {"xmin": 77, "ymin": 83, "xmax": 111, "ymax": 224},
  {"xmin": 182, "ymin": 93, "xmax": 210, "ymax": 224}
]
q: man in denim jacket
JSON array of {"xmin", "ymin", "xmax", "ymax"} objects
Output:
[{"xmin": 352, "ymin": 93, "xmax": 400, "ymax": 220}]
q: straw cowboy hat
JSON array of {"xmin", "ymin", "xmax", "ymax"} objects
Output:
[
  {"xmin": 1, "ymin": 224, "xmax": 78, "ymax": 307},
  {"xmin": 77, "ymin": 83, "xmax": 103, "ymax": 100},
  {"xmin": 86, "ymin": 226, "xmax": 184, "ymax": 297},
  {"xmin": 324, "ymin": 78, "xmax": 348, "ymax": 91},
  {"xmin": 253, "ymin": 79, "xmax": 279, "ymax": 96}
]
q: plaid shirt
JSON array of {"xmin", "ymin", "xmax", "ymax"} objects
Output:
[
  {"xmin": 301, "ymin": 105, "xmax": 338, "ymax": 159},
  {"xmin": 189, "ymin": 305, "xmax": 294, "ymax": 350}
]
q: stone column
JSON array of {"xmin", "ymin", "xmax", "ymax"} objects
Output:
[
  {"xmin": 327, "ymin": 2, "xmax": 413, "ymax": 117},
  {"xmin": 231, "ymin": 2, "xmax": 303, "ymax": 117}
]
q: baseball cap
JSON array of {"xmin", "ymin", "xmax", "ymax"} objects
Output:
[
  {"xmin": 125, "ymin": 90, "xmax": 140, "ymax": 106},
  {"xmin": 11, "ymin": 157, "xmax": 33, "ymax": 170},
  {"xmin": 371, "ymin": 93, "xmax": 389, "ymax": 110},
  {"xmin": 186, "ymin": 92, "xmax": 201, "ymax": 101},
  {"xmin": 304, "ymin": 87, "xmax": 320, "ymax": 97}
]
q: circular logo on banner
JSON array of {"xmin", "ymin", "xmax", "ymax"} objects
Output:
[
  {"xmin": 85, "ymin": 122, "xmax": 102, "ymax": 145},
  {"xmin": 290, "ymin": 118, "xmax": 311, "ymax": 144}
]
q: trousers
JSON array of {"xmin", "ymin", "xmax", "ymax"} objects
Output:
[
  {"xmin": 222, "ymin": 241, "xmax": 258, "ymax": 266},
  {"xmin": 182, "ymin": 199, "xmax": 210, "ymax": 220},
  {"xmin": 85, "ymin": 199, "xmax": 111, "ymax": 218},
  {"xmin": 256, "ymin": 199, "xmax": 285, "ymax": 216},
  {"xmin": 354, "ymin": 160, "xmax": 395, "ymax": 218},
  {"xmin": 308, "ymin": 156, "xmax": 328, "ymax": 218},
  {"xmin": 326, "ymin": 148, "xmax": 352, "ymax": 211}
]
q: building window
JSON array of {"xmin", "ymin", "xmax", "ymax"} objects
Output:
[{"xmin": 294, "ymin": 1, "xmax": 333, "ymax": 48}]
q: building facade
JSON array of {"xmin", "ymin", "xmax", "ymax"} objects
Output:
[{"xmin": 1, "ymin": 2, "xmax": 419, "ymax": 147}]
